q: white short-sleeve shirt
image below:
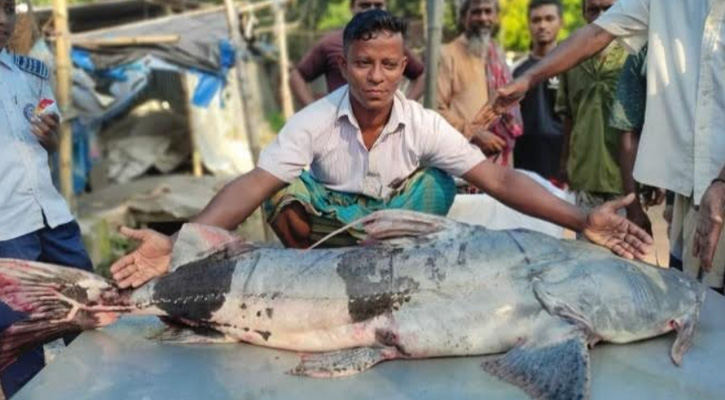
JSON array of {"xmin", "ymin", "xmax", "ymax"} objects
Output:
[
  {"xmin": 258, "ymin": 86, "xmax": 485, "ymax": 200},
  {"xmin": 0, "ymin": 49, "xmax": 73, "ymax": 241},
  {"xmin": 594, "ymin": 0, "xmax": 725, "ymax": 204}
]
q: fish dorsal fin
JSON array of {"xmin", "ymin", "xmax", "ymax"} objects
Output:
[
  {"xmin": 308, "ymin": 210, "xmax": 461, "ymax": 250},
  {"xmin": 171, "ymin": 223, "xmax": 255, "ymax": 270}
]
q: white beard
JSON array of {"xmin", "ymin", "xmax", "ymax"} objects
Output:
[{"xmin": 466, "ymin": 30, "xmax": 491, "ymax": 58}]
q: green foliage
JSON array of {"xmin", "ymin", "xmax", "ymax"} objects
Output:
[
  {"xmin": 317, "ymin": 0, "xmax": 352, "ymax": 31},
  {"xmin": 500, "ymin": 0, "xmax": 585, "ymax": 53},
  {"xmin": 313, "ymin": 0, "xmax": 585, "ymax": 53}
]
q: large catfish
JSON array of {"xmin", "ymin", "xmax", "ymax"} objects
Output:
[{"xmin": 0, "ymin": 211, "xmax": 705, "ymax": 400}]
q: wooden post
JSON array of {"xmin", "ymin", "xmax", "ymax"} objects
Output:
[
  {"xmin": 52, "ymin": 0, "xmax": 74, "ymax": 204},
  {"xmin": 223, "ymin": 0, "xmax": 261, "ymax": 162},
  {"xmin": 273, "ymin": 0, "xmax": 294, "ymax": 119},
  {"xmin": 423, "ymin": 0, "xmax": 443, "ymax": 109},
  {"xmin": 224, "ymin": 0, "xmax": 273, "ymax": 241}
]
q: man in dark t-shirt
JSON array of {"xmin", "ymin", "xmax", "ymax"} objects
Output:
[
  {"xmin": 289, "ymin": 0, "xmax": 426, "ymax": 107},
  {"xmin": 513, "ymin": 0, "xmax": 564, "ymax": 181}
]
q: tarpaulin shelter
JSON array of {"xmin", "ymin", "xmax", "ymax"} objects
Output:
[{"xmin": 25, "ymin": 4, "xmax": 269, "ymax": 192}]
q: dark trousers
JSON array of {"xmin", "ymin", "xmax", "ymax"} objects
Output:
[{"xmin": 0, "ymin": 220, "xmax": 92, "ymax": 398}]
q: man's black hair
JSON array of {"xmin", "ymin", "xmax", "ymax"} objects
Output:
[
  {"xmin": 528, "ymin": 0, "xmax": 563, "ymax": 16},
  {"xmin": 342, "ymin": 9, "xmax": 407, "ymax": 56}
]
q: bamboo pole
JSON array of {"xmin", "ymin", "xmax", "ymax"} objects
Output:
[
  {"xmin": 423, "ymin": 0, "xmax": 443, "ymax": 109},
  {"xmin": 223, "ymin": 0, "xmax": 261, "ymax": 162},
  {"xmin": 74, "ymin": 35, "xmax": 180, "ymax": 47},
  {"xmin": 52, "ymin": 0, "xmax": 74, "ymax": 204},
  {"xmin": 224, "ymin": 0, "xmax": 274, "ymax": 241},
  {"xmin": 274, "ymin": 0, "xmax": 294, "ymax": 119}
]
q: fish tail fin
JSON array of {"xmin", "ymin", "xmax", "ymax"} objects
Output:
[
  {"xmin": 670, "ymin": 289, "xmax": 706, "ymax": 366},
  {"xmin": 0, "ymin": 258, "xmax": 131, "ymax": 371}
]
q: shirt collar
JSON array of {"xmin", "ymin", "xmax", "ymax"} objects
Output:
[
  {"xmin": 336, "ymin": 86, "xmax": 407, "ymax": 135},
  {"xmin": 0, "ymin": 48, "xmax": 14, "ymax": 70}
]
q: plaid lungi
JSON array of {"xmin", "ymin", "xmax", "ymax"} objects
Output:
[{"xmin": 264, "ymin": 168, "xmax": 456, "ymax": 246}]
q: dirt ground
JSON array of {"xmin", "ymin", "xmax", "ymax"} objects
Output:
[{"xmin": 647, "ymin": 203, "xmax": 672, "ymax": 267}]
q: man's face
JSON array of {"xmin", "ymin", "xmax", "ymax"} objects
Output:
[
  {"xmin": 529, "ymin": 5, "xmax": 562, "ymax": 46},
  {"xmin": 465, "ymin": 0, "xmax": 498, "ymax": 37},
  {"xmin": 351, "ymin": 0, "xmax": 386, "ymax": 15},
  {"xmin": 583, "ymin": 0, "xmax": 615, "ymax": 24},
  {"xmin": 0, "ymin": 0, "xmax": 17, "ymax": 50},
  {"xmin": 341, "ymin": 31, "xmax": 407, "ymax": 113}
]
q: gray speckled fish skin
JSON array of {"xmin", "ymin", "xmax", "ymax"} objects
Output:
[{"xmin": 0, "ymin": 210, "xmax": 706, "ymax": 400}]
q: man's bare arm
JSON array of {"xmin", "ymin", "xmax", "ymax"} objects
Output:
[
  {"xmin": 289, "ymin": 69, "xmax": 316, "ymax": 108},
  {"xmin": 193, "ymin": 168, "xmax": 287, "ymax": 230},
  {"xmin": 406, "ymin": 73, "xmax": 425, "ymax": 101},
  {"xmin": 463, "ymin": 162, "xmax": 586, "ymax": 231},
  {"xmin": 477, "ymin": 24, "xmax": 616, "ymax": 121},
  {"xmin": 462, "ymin": 161, "xmax": 652, "ymax": 260}
]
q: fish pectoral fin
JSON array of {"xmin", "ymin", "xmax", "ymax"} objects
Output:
[
  {"xmin": 481, "ymin": 333, "xmax": 590, "ymax": 400},
  {"xmin": 288, "ymin": 346, "xmax": 396, "ymax": 378},
  {"xmin": 533, "ymin": 279, "xmax": 595, "ymax": 333},
  {"xmin": 150, "ymin": 324, "xmax": 235, "ymax": 344}
]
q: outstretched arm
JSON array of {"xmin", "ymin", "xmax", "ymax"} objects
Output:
[
  {"xmin": 476, "ymin": 24, "xmax": 616, "ymax": 123},
  {"xmin": 462, "ymin": 161, "xmax": 652, "ymax": 260},
  {"xmin": 192, "ymin": 168, "xmax": 286, "ymax": 229},
  {"xmin": 111, "ymin": 168, "xmax": 286, "ymax": 288}
]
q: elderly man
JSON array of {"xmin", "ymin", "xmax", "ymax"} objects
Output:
[
  {"xmin": 486, "ymin": 0, "xmax": 725, "ymax": 292},
  {"xmin": 436, "ymin": 0, "xmax": 522, "ymax": 167},
  {"xmin": 289, "ymin": 0, "xmax": 425, "ymax": 107},
  {"xmin": 109, "ymin": 10, "xmax": 651, "ymax": 290}
]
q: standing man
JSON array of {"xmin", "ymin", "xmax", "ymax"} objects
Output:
[
  {"xmin": 0, "ymin": 0, "xmax": 93, "ymax": 396},
  {"xmin": 289, "ymin": 0, "xmax": 425, "ymax": 107},
  {"xmin": 109, "ymin": 11, "xmax": 651, "ymax": 291},
  {"xmin": 486, "ymin": 0, "xmax": 725, "ymax": 292},
  {"xmin": 436, "ymin": 0, "xmax": 522, "ymax": 167},
  {"xmin": 513, "ymin": 0, "xmax": 564, "ymax": 182},
  {"xmin": 555, "ymin": 0, "xmax": 627, "ymax": 227}
]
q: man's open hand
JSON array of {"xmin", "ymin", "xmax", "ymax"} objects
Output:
[
  {"xmin": 110, "ymin": 227, "xmax": 173, "ymax": 289},
  {"xmin": 584, "ymin": 194, "xmax": 653, "ymax": 261}
]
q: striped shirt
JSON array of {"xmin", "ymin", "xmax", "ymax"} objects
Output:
[{"xmin": 258, "ymin": 86, "xmax": 485, "ymax": 200}]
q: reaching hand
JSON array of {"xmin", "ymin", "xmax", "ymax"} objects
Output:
[
  {"xmin": 640, "ymin": 186, "xmax": 666, "ymax": 208},
  {"xmin": 471, "ymin": 130, "xmax": 506, "ymax": 156},
  {"xmin": 493, "ymin": 76, "xmax": 531, "ymax": 114},
  {"xmin": 583, "ymin": 194, "xmax": 653, "ymax": 261},
  {"xmin": 110, "ymin": 227, "xmax": 173, "ymax": 289},
  {"xmin": 693, "ymin": 182, "xmax": 725, "ymax": 272}
]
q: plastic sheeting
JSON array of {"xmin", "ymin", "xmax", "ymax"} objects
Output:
[
  {"xmin": 71, "ymin": 7, "xmax": 236, "ymax": 74},
  {"xmin": 183, "ymin": 71, "xmax": 254, "ymax": 177},
  {"xmin": 447, "ymin": 170, "xmax": 574, "ymax": 238}
]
